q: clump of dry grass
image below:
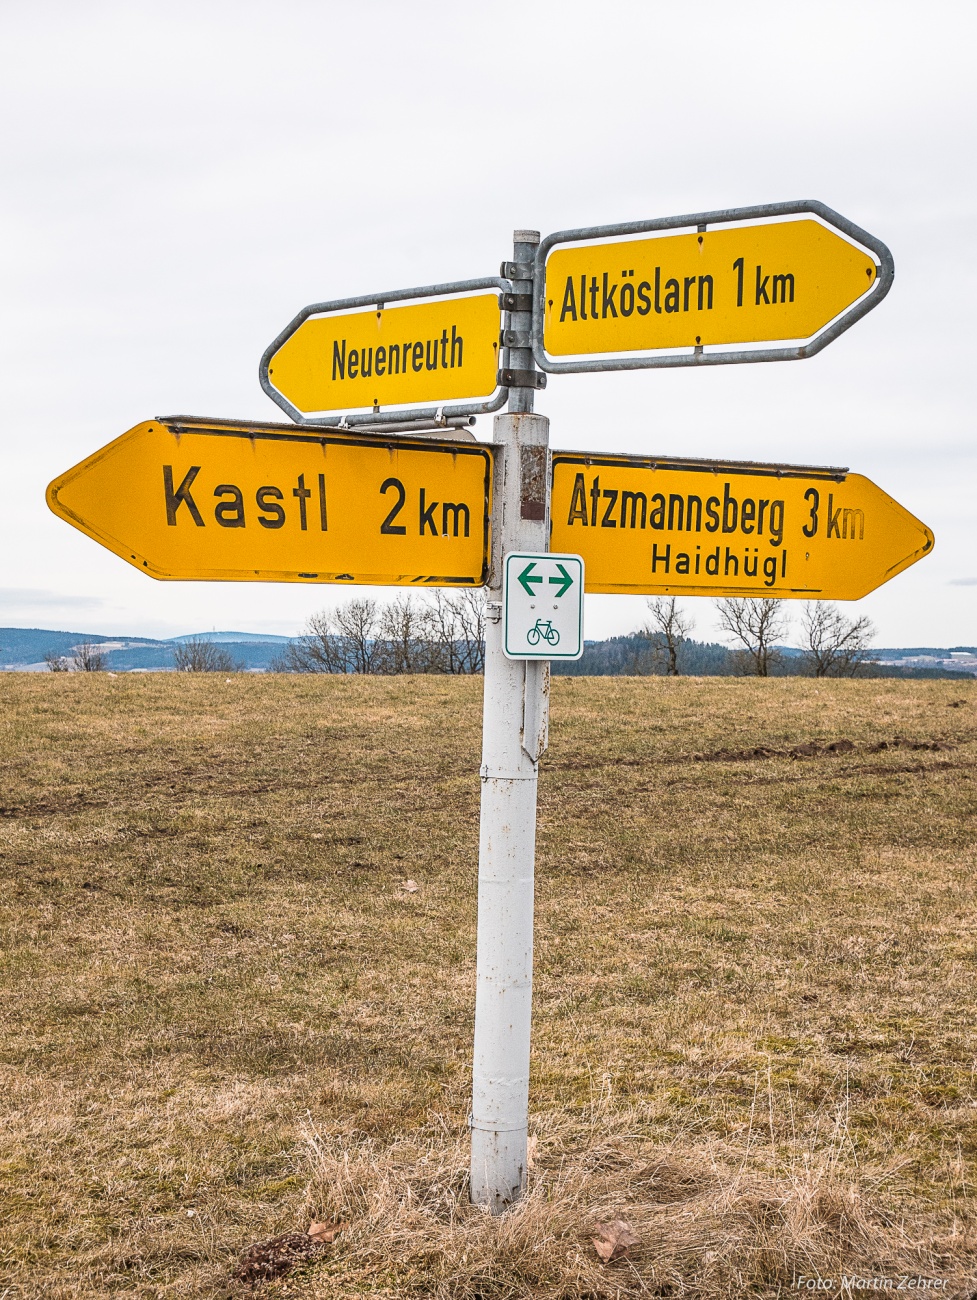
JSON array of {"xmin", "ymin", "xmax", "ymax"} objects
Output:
[{"xmin": 289, "ymin": 1089, "xmax": 970, "ymax": 1298}]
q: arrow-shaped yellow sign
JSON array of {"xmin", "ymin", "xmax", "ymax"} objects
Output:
[
  {"xmin": 550, "ymin": 453, "xmax": 933, "ymax": 601},
  {"xmin": 47, "ymin": 418, "xmax": 493, "ymax": 587},
  {"xmin": 537, "ymin": 204, "xmax": 892, "ymax": 371},
  {"xmin": 263, "ymin": 292, "xmax": 503, "ymax": 419}
]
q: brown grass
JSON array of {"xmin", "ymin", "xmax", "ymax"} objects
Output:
[{"xmin": 0, "ymin": 673, "xmax": 975, "ymax": 1297}]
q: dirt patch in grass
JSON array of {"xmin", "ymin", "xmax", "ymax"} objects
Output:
[
  {"xmin": 0, "ymin": 674, "xmax": 975, "ymax": 1297},
  {"xmin": 691, "ymin": 736, "xmax": 956, "ymax": 761}
]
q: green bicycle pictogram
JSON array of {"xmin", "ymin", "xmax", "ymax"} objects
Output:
[{"xmin": 526, "ymin": 618, "xmax": 560, "ymax": 647}]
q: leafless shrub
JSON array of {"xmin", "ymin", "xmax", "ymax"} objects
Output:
[
  {"xmin": 73, "ymin": 643, "xmax": 106, "ymax": 672},
  {"xmin": 643, "ymin": 597, "xmax": 694, "ymax": 676},
  {"xmin": 172, "ymin": 638, "xmax": 241, "ymax": 672},
  {"xmin": 716, "ymin": 598, "xmax": 788, "ymax": 676},
  {"xmin": 43, "ymin": 651, "xmax": 73, "ymax": 672},
  {"xmin": 801, "ymin": 602, "xmax": 875, "ymax": 677}
]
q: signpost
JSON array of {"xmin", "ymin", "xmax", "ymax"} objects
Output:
[
  {"xmin": 260, "ymin": 279, "xmax": 511, "ymax": 428},
  {"xmin": 46, "ymin": 201, "xmax": 931, "ymax": 1220},
  {"xmin": 533, "ymin": 201, "xmax": 893, "ymax": 374},
  {"xmin": 502, "ymin": 552, "xmax": 584, "ymax": 660},
  {"xmin": 46, "ymin": 417, "xmax": 493, "ymax": 588},
  {"xmin": 550, "ymin": 454, "xmax": 933, "ymax": 600}
]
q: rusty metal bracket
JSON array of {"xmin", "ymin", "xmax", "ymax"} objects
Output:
[
  {"xmin": 519, "ymin": 444, "xmax": 548, "ymax": 520},
  {"xmin": 499, "ymin": 368, "xmax": 546, "ymax": 390},
  {"xmin": 500, "ymin": 292, "xmax": 533, "ymax": 313}
]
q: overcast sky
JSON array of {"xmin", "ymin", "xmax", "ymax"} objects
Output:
[{"xmin": 2, "ymin": 0, "xmax": 974, "ymax": 647}]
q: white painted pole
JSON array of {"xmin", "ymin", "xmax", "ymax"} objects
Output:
[{"xmin": 470, "ymin": 231, "xmax": 551, "ymax": 1213}]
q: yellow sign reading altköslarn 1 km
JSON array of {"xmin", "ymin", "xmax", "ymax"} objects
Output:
[
  {"xmin": 543, "ymin": 220, "xmax": 877, "ymax": 356},
  {"xmin": 264, "ymin": 293, "xmax": 502, "ymax": 416},
  {"xmin": 47, "ymin": 419, "xmax": 493, "ymax": 587},
  {"xmin": 550, "ymin": 454, "xmax": 933, "ymax": 601}
]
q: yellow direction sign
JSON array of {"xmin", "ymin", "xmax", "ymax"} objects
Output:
[
  {"xmin": 47, "ymin": 418, "xmax": 493, "ymax": 587},
  {"xmin": 549, "ymin": 453, "xmax": 932, "ymax": 601},
  {"xmin": 261, "ymin": 286, "xmax": 504, "ymax": 423},
  {"xmin": 535, "ymin": 202, "xmax": 892, "ymax": 373}
]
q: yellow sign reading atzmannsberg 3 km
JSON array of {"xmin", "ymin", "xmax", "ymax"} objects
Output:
[
  {"xmin": 543, "ymin": 220, "xmax": 877, "ymax": 356},
  {"xmin": 550, "ymin": 453, "xmax": 932, "ymax": 601},
  {"xmin": 264, "ymin": 293, "xmax": 502, "ymax": 416},
  {"xmin": 47, "ymin": 419, "xmax": 493, "ymax": 587}
]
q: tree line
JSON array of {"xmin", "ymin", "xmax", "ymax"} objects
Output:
[
  {"xmin": 274, "ymin": 592, "xmax": 872, "ymax": 679},
  {"xmin": 637, "ymin": 596, "xmax": 873, "ymax": 678},
  {"xmin": 272, "ymin": 590, "xmax": 486, "ymax": 674},
  {"xmin": 42, "ymin": 593, "xmax": 874, "ymax": 678}
]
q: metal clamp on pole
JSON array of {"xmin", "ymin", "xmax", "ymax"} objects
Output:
[
  {"xmin": 498, "ymin": 368, "xmax": 547, "ymax": 390},
  {"xmin": 499, "ymin": 292, "xmax": 533, "ymax": 313},
  {"xmin": 500, "ymin": 261, "xmax": 534, "ymax": 281}
]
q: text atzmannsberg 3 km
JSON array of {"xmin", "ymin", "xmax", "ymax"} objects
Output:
[{"xmin": 549, "ymin": 454, "xmax": 933, "ymax": 600}]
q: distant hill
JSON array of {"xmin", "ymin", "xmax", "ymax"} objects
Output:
[
  {"xmin": 2, "ymin": 627, "xmax": 975, "ymax": 678},
  {"xmin": 169, "ymin": 631, "xmax": 292, "ymax": 644},
  {"xmin": 872, "ymin": 647, "xmax": 977, "ymax": 657},
  {"xmin": 0, "ymin": 628, "xmax": 291, "ymax": 672}
]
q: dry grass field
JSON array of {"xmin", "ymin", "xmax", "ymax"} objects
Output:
[{"xmin": 1, "ymin": 672, "xmax": 976, "ymax": 1298}]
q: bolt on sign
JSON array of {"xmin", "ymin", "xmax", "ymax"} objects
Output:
[
  {"xmin": 533, "ymin": 201, "xmax": 893, "ymax": 374},
  {"xmin": 46, "ymin": 418, "xmax": 493, "ymax": 587},
  {"xmin": 260, "ymin": 280, "xmax": 508, "ymax": 427},
  {"xmin": 549, "ymin": 453, "xmax": 933, "ymax": 601}
]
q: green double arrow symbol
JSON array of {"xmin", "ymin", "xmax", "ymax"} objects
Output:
[{"xmin": 518, "ymin": 560, "xmax": 574, "ymax": 599}]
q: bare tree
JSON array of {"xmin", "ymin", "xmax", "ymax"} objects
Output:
[
  {"xmin": 377, "ymin": 595, "xmax": 438, "ymax": 674},
  {"xmin": 279, "ymin": 600, "xmax": 386, "ymax": 674},
  {"xmin": 173, "ymin": 637, "xmax": 241, "ymax": 672},
  {"xmin": 276, "ymin": 612, "xmax": 345, "ymax": 673},
  {"xmin": 422, "ymin": 589, "xmax": 486, "ymax": 674},
  {"xmin": 643, "ymin": 597, "xmax": 694, "ymax": 676},
  {"xmin": 332, "ymin": 600, "xmax": 386, "ymax": 673},
  {"xmin": 801, "ymin": 602, "xmax": 875, "ymax": 677},
  {"xmin": 43, "ymin": 650, "xmax": 73, "ymax": 672},
  {"xmin": 73, "ymin": 643, "xmax": 107, "ymax": 672},
  {"xmin": 448, "ymin": 588, "xmax": 486, "ymax": 674},
  {"xmin": 715, "ymin": 598, "xmax": 788, "ymax": 677}
]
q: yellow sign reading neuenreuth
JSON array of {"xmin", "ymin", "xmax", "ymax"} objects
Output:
[
  {"xmin": 550, "ymin": 453, "xmax": 932, "ymax": 601},
  {"xmin": 543, "ymin": 220, "xmax": 877, "ymax": 357},
  {"xmin": 264, "ymin": 293, "xmax": 502, "ymax": 416},
  {"xmin": 47, "ymin": 420, "xmax": 493, "ymax": 587}
]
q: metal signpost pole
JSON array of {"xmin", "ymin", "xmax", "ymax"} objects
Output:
[{"xmin": 470, "ymin": 231, "xmax": 551, "ymax": 1212}]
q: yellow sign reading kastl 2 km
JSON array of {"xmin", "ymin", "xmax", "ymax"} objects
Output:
[
  {"xmin": 550, "ymin": 453, "xmax": 933, "ymax": 601},
  {"xmin": 264, "ymin": 293, "xmax": 502, "ymax": 416},
  {"xmin": 543, "ymin": 220, "xmax": 878, "ymax": 356},
  {"xmin": 47, "ymin": 419, "xmax": 493, "ymax": 587}
]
